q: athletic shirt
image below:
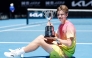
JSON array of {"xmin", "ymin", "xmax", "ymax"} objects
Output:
[
  {"xmin": 57, "ymin": 20, "xmax": 76, "ymax": 55},
  {"xmin": 9, "ymin": 6, "xmax": 15, "ymax": 12}
]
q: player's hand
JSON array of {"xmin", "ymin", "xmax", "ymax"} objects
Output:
[
  {"xmin": 45, "ymin": 37, "xmax": 57, "ymax": 40},
  {"xmin": 44, "ymin": 37, "xmax": 55, "ymax": 44},
  {"xmin": 45, "ymin": 37, "xmax": 53, "ymax": 39},
  {"xmin": 44, "ymin": 37, "xmax": 58, "ymax": 44}
]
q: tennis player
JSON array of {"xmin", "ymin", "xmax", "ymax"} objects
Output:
[{"xmin": 4, "ymin": 5, "xmax": 76, "ymax": 58}]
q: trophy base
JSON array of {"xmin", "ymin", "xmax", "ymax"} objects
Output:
[
  {"xmin": 44, "ymin": 39, "xmax": 54, "ymax": 44},
  {"xmin": 44, "ymin": 36, "xmax": 54, "ymax": 44}
]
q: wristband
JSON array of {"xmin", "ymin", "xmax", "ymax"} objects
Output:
[{"xmin": 56, "ymin": 38, "xmax": 60, "ymax": 44}]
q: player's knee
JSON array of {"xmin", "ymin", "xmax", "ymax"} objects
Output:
[
  {"xmin": 36, "ymin": 35, "xmax": 44, "ymax": 44},
  {"xmin": 36, "ymin": 35, "xmax": 44, "ymax": 40},
  {"xmin": 39, "ymin": 35, "xmax": 44, "ymax": 38}
]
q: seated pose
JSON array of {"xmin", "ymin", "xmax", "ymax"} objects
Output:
[{"xmin": 4, "ymin": 5, "xmax": 76, "ymax": 58}]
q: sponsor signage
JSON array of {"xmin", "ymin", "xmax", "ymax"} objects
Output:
[
  {"xmin": 28, "ymin": 11, "xmax": 44, "ymax": 18},
  {"xmin": 21, "ymin": 0, "xmax": 92, "ymax": 9},
  {"xmin": 72, "ymin": 1, "xmax": 92, "ymax": 7}
]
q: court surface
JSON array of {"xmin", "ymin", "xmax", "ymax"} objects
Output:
[{"xmin": 0, "ymin": 18, "xmax": 92, "ymax": 58}]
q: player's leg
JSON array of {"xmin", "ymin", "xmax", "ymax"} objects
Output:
[
  {"xmin": 50, "ymin": 45, "xmax": 66, "ymax": 58},
  {"xmin": 4, "ymin": 35, "xmax": 54, "ymax": 57},
  {"xmin": 24, "ymin": 35, "xmax": 53, "ymax": 53},
  {"xmin": 21, "ymin": 35, "xmax": 67, "ymax": 58}
]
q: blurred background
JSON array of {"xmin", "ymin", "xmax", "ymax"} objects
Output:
[
  {"xmin": 0, "ymin": 0, "xmax": 92, "ymax": 58},
  {"xmin": 0, "ymin": 0, "xmax": 92, "ymax": 20}
]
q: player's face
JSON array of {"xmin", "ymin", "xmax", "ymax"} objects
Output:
[{"xmin": 57, "ymin": 10, "xmax": 68, "ymax": 24}]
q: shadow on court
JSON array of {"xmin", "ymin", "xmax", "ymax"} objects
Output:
[
  {"xmin": 23, "ymin": 56, "xmax": 49, "ymax": 58},
  {"xmin": 23, "ymin": 56, "xmax": 75, "ymax": 58}
]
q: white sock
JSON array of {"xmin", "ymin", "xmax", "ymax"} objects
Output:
[{"xmin": 16, "ymin": 47, "xmax": 25, "ymax": 55}]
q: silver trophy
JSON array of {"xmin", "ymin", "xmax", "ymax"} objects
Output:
[{"xmin": 43, "ymin": 10, "xmax": 56, "ymax": 37}]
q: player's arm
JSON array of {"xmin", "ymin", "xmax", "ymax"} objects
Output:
[
  {"xmin": 54, "ymin": 25, "xmax": 75, "ymax": 47},
  {"xmin": 55, "ymin": 37, "xmax": 73, "ymax": 47}
]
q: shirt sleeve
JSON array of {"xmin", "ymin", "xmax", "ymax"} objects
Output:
[{"xmin": 66, "ymin": 24, "xmax": 75, "ymax": 39}]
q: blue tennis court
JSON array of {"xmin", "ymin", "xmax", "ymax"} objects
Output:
[{"xmin": 0, "ymin": 18, "xmax": 92, "ymax": 58}]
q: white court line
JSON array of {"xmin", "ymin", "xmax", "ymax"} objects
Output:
[
  {"xmin": 0, "ymin": 24, "xmax": 41, "ymax": 32},
  {"xmin": 77, "ymin": 30, "xmax": 92, "ymax": 32},
  {"xmin": 8, "ymin": 30, "xmax": 45, "ymax": 31},
  {"xmin": 0, "ymin": 20, "xmax": 58, "ymax": 29},
  {"xmin": 0, "ymin": 24, "xmax": 25, "ymax": 28},
  {"xmin": 0, "ymin": 21, "xmax": 59, "ymax": 32},
  {"xmin": 0, "ymin": 42, "xmax": 92, "ymax": 45},
  {"xmin": 0, "ymin": 21, "xmax": 46, "ymax": 29},
  {"xmin": 6, "ymin": 30, "xmax": 92, "ymax": 32}
]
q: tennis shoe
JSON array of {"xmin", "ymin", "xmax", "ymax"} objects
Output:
[
  {"xmin": 8, "ymin": 47, "xmax": 25, "ymax": 57},
  {"xmin": 4, "ymin": 51, "xmax": 21, "ymax": 58},
  {"xmin": 4, "ymin": 47, "xmax": 25, "ymax": 58}
]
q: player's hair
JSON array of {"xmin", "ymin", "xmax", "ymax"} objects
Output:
[{"xmin": 57, "ymin": 5, "xmax": 69, "ymax": 14}]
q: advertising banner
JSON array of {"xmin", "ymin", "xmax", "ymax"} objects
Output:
[{"xmin": 21, "ymin": 0, "xmax": 92, "ymax": 9}]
